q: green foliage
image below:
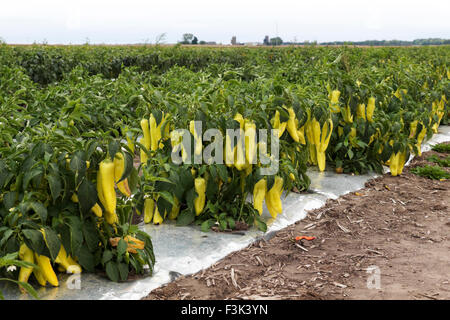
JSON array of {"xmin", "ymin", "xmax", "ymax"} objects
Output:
[
  {"xmin": 411, "ymin": 165, "xmax": 450, "ymax": 180},
  {"xmin": 427, "ymin": 155, "xmax": 450, "ymax": 167},
  {"xmin": 0, "ymin": 44, "xmax": 448, "ymax": 288},
  {"xmin": 0, "ymin": 252, "xmax": 39, "ymax": 299},
  {"xmin": 431, "ymin": 143, "xmax": 450, "ymax": 153}
]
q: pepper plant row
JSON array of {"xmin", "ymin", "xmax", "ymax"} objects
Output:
[{"xmin": 0, "ymin": 44, "xmax": 448, "ymax": 292}]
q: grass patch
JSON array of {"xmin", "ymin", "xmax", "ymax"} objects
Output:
[
  {"xmin": 427, "ymin": 155, "xmax": 450, "ymax": 167},
  {"xmin": 411, "ymin": 165, "xmax": 450, "ymax": 180},
  {"xmin": 431, "ymin": 143, "xmax": 450, "ymax": 153}
]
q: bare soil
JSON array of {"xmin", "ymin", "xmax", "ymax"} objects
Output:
[{"xmin": 143, "ymin": 149, "xmax": 450, "ymax": 300}]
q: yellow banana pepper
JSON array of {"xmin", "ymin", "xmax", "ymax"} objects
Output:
[
  {"xmin": 153, "ymin": 203, "xmax": 164, "ymax": 225},
  {"xmin": 265, "ymin": 176, "xmax": 283, "ymax": 218},
  {"xmin": 343, "ymin": 105, "xmax": 353, "ymax": 123},
  {"xmin": 305, "ymin": 117, "xmax": 317, "ymax": 165},
  {"xmin": 114, "ymin": 152, "xmax": 132, "ymax": 197},
  {"xmin": 366, "ymin": 97, "xmax": 376, "ymax": 122},
  {"xmin": 33, "ymin": 265, "xmax": 47, "ymax": 287},
  {"xmin": 244, "ymin": 121, "xmax": 257, "ymax": 164},
  {"xmin": 296, "ymin": 123, "xmax": 306, "ymax": 145},
  {"xmin": 225, "ymin": 131, "xmax": 235, "ymax": 167},
  {"xmin": 34, "ymin": 253, "xmax": 59, "ymax": 287},
  {"xmin": 139, "ymin": 137, "xmax": 148, "ymax": 165},
  {"xmin": 271, "ymin": 110, "xmax": 287, "ymax": 137},
  {"xmin": 286, "ymin": 107, "xmax": 300, "ymax": 142},
  {"xmin": 409, "ymin": 120, "xmax": 418, "ymax": 138},
  {"xmin": 149, "ymin": 114, "xmax": 158, "ymax": 151},
  {"xmin": 18, "ymin": 244, "xmax": 34, "ymax": 290},
  {"xmin": 416, "ymin": 125, "xmax": 427, "ymax": 156},
  {"xmin": 329, "ymin": 90, "xmax": 341, "ymax": 113},
  {"xmin": 389, "ymin": 152, "xmax": 399, "ymax": 176},
  {"xmin": 253, "ymin": 178, "xmax": 267, "ymax": 215},
  {"xmin": 140, "ymin": 118, "xmax": 151, "ymax": 151},
  {"xmin": 144, "ymin": 198, "xmax": 155, "ymax": 224},
  {"xmin": 394, "ymin": 88, "xmax": 407, "ymax": 101},
  {"xmin": 356, "ymin": 103, "xmax": 366, "ymax": 120},
  {"xmin": 99, "ymin": 159, "xmax": 118, "ymax": 225},
  {"xmin": 189, "ymin": 120, "xmax": 203, "ymax": 156},
  {"xmin": 55, "ymin": 245, "xmax": 82, "ymax": 274},
  {"xmin": 397, "ymin": 150, "xmax": 407, "ymax": 175},
  {"xmin": 194, "ymin": 177, "xmax": 206, "ymax": 216},
  {"xmin": 316, "ymin": 119, "xmax": 333, "ymax": 172},
  {"xmin": 168, "ymin": 197, "xmax": 180, "ymax": 220}
]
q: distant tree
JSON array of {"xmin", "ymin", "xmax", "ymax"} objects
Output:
[
  {"xmin": 199, "ymin": 40, "xmax": 206, "ymax": 45},
  {"xmin": 269, "ymin": 37, "xmax": 283, "ymax": 46},
  {"xmin": 181, "ymin": 33, "xmax": 194, "ymax": 44},
  {"xmin": 263, "ymin": 35, "xmax": 269, "ymax": 45},
  {"xmin": 318, "ymin": 38, "xmax": 450, "ymax": 46},
  {"xmin": 192, "ymin": 36, "xmax": 198, "ymax": 45}
]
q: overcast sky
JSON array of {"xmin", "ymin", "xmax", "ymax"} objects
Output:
[{"xmin": 1, "ymin": 0, "xmax": 449, "ymax": 44}]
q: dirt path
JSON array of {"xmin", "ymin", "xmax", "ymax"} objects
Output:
[{"xmin": 143, "ymin": 149, "xmax": 450, "ymax": 300}]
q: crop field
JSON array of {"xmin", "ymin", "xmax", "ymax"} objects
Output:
[{"xmin": 0, "ymin": 44, "xmax": 449, "ymax": 298}]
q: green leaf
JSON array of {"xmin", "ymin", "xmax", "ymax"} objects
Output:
[
  {"xmin": 108, "ymin": 140, "xmax": 120, "ymax": 161},
  {"xmin": 57, "ymin": 224, "xmax": 72, "ymax": 257},
  {"xmin": 185, "ymin": 187, "xmax": 196, "ymax": 210},
  {"xmin": 3, "ymin": 192, "xmax": 17, "ymax": 210},
  {"xmin": 200, "ymin": 219, "xmax": 215, "ymax": 232},
  {"xmin": 30, "ymin": 202, "xmax": 47, "ymax": 224},
  {"xmin": 347, "ymin": 148, "xmax": 354, "ymax": 160},
  {"xmin": 179, "ymin": 169, "xmax": 194, "ymax": 192},
  {"xmin": 118, "ymin": 262, "xmax": 129, "ymax": 281},
  {"xmin": 0, "ymin": 229, "xmax": 14, "ymax": 248},
  {"xmin": 86, "ymin": 140, "xmax": 99, "ymax": 159},
  {"xmin": 156, "ymin": 196, "xmax": 172, "ymax": 217},
  {"xmin": 23, "ymin": 168, "xmax": 42, "ymax": 190},
  {"xmin": 226, "ymin": 217, "xmax": 236, "ymax": 230},
  {"xmin": 16, "ymin": 280, "xmax": 40, "ymax": 299},
  {"xmin": 43, "ymin": 227, "xmax": 61, "ymax": 261},
  {"xmin": 76, "ymin": 246, "xmax": 95, "ymax": 272},
  {"xmin": 216, "ymin": 164, "xmax": 228, "ymax": 182},
  {"xmin": 105, "ymin": 261, "xmax": 119, "ymax": 282},
  {"xmin": 10, "ymin": 260, "xmax": 35, "ymax": 269},
  {"xmin": 206, "ymin": 178, "xmax": 219, "ymax": 202},
  {"xmin": 176, "ymin": 209, "xmax": 195, "ymax": 226},
  {"xmin": 117, "ymin": 239, "xmax": 128, "ymax": 258},
  {"xmin": 47, "ymin": 173, "xmax": 62, "ymax": 203},
  {"xmin": 66, "ymin": 216, "xmax": 83, "ymax": 255},
  {"xmin": 219, "ymin": 218, "xmax": 227, "ymax": 231},
  {"xmin": 0, "ymin": 278, "xmax": 39, "ymax": 300},
  {"xmin": 70, "ymin": 151, "xmax": 87, "ymax": 174},
  {"xmin": 128, "ymin": 167, "xmax": 139, "ymax": 194},
  {"xmin": 158, "ymin": 191, "xmax": 175, "ymax": 206},
  {"xmin": 22, "ymin": 229, "xmax": 45, "ymax": 255},
  {"xmin": 77, "ymin": 179, "xmax": 97, "ymax": 215},
  {"xmin": 82, "ymin": 221, "xmax": 99, "ymax": 252},
  {"xmin": 102, "ymin": 250, "xmax": 114, "ymax": 264},
  {"xmin": 256, "ymin": 219, "xmax": 267, "ymax": 232}
]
